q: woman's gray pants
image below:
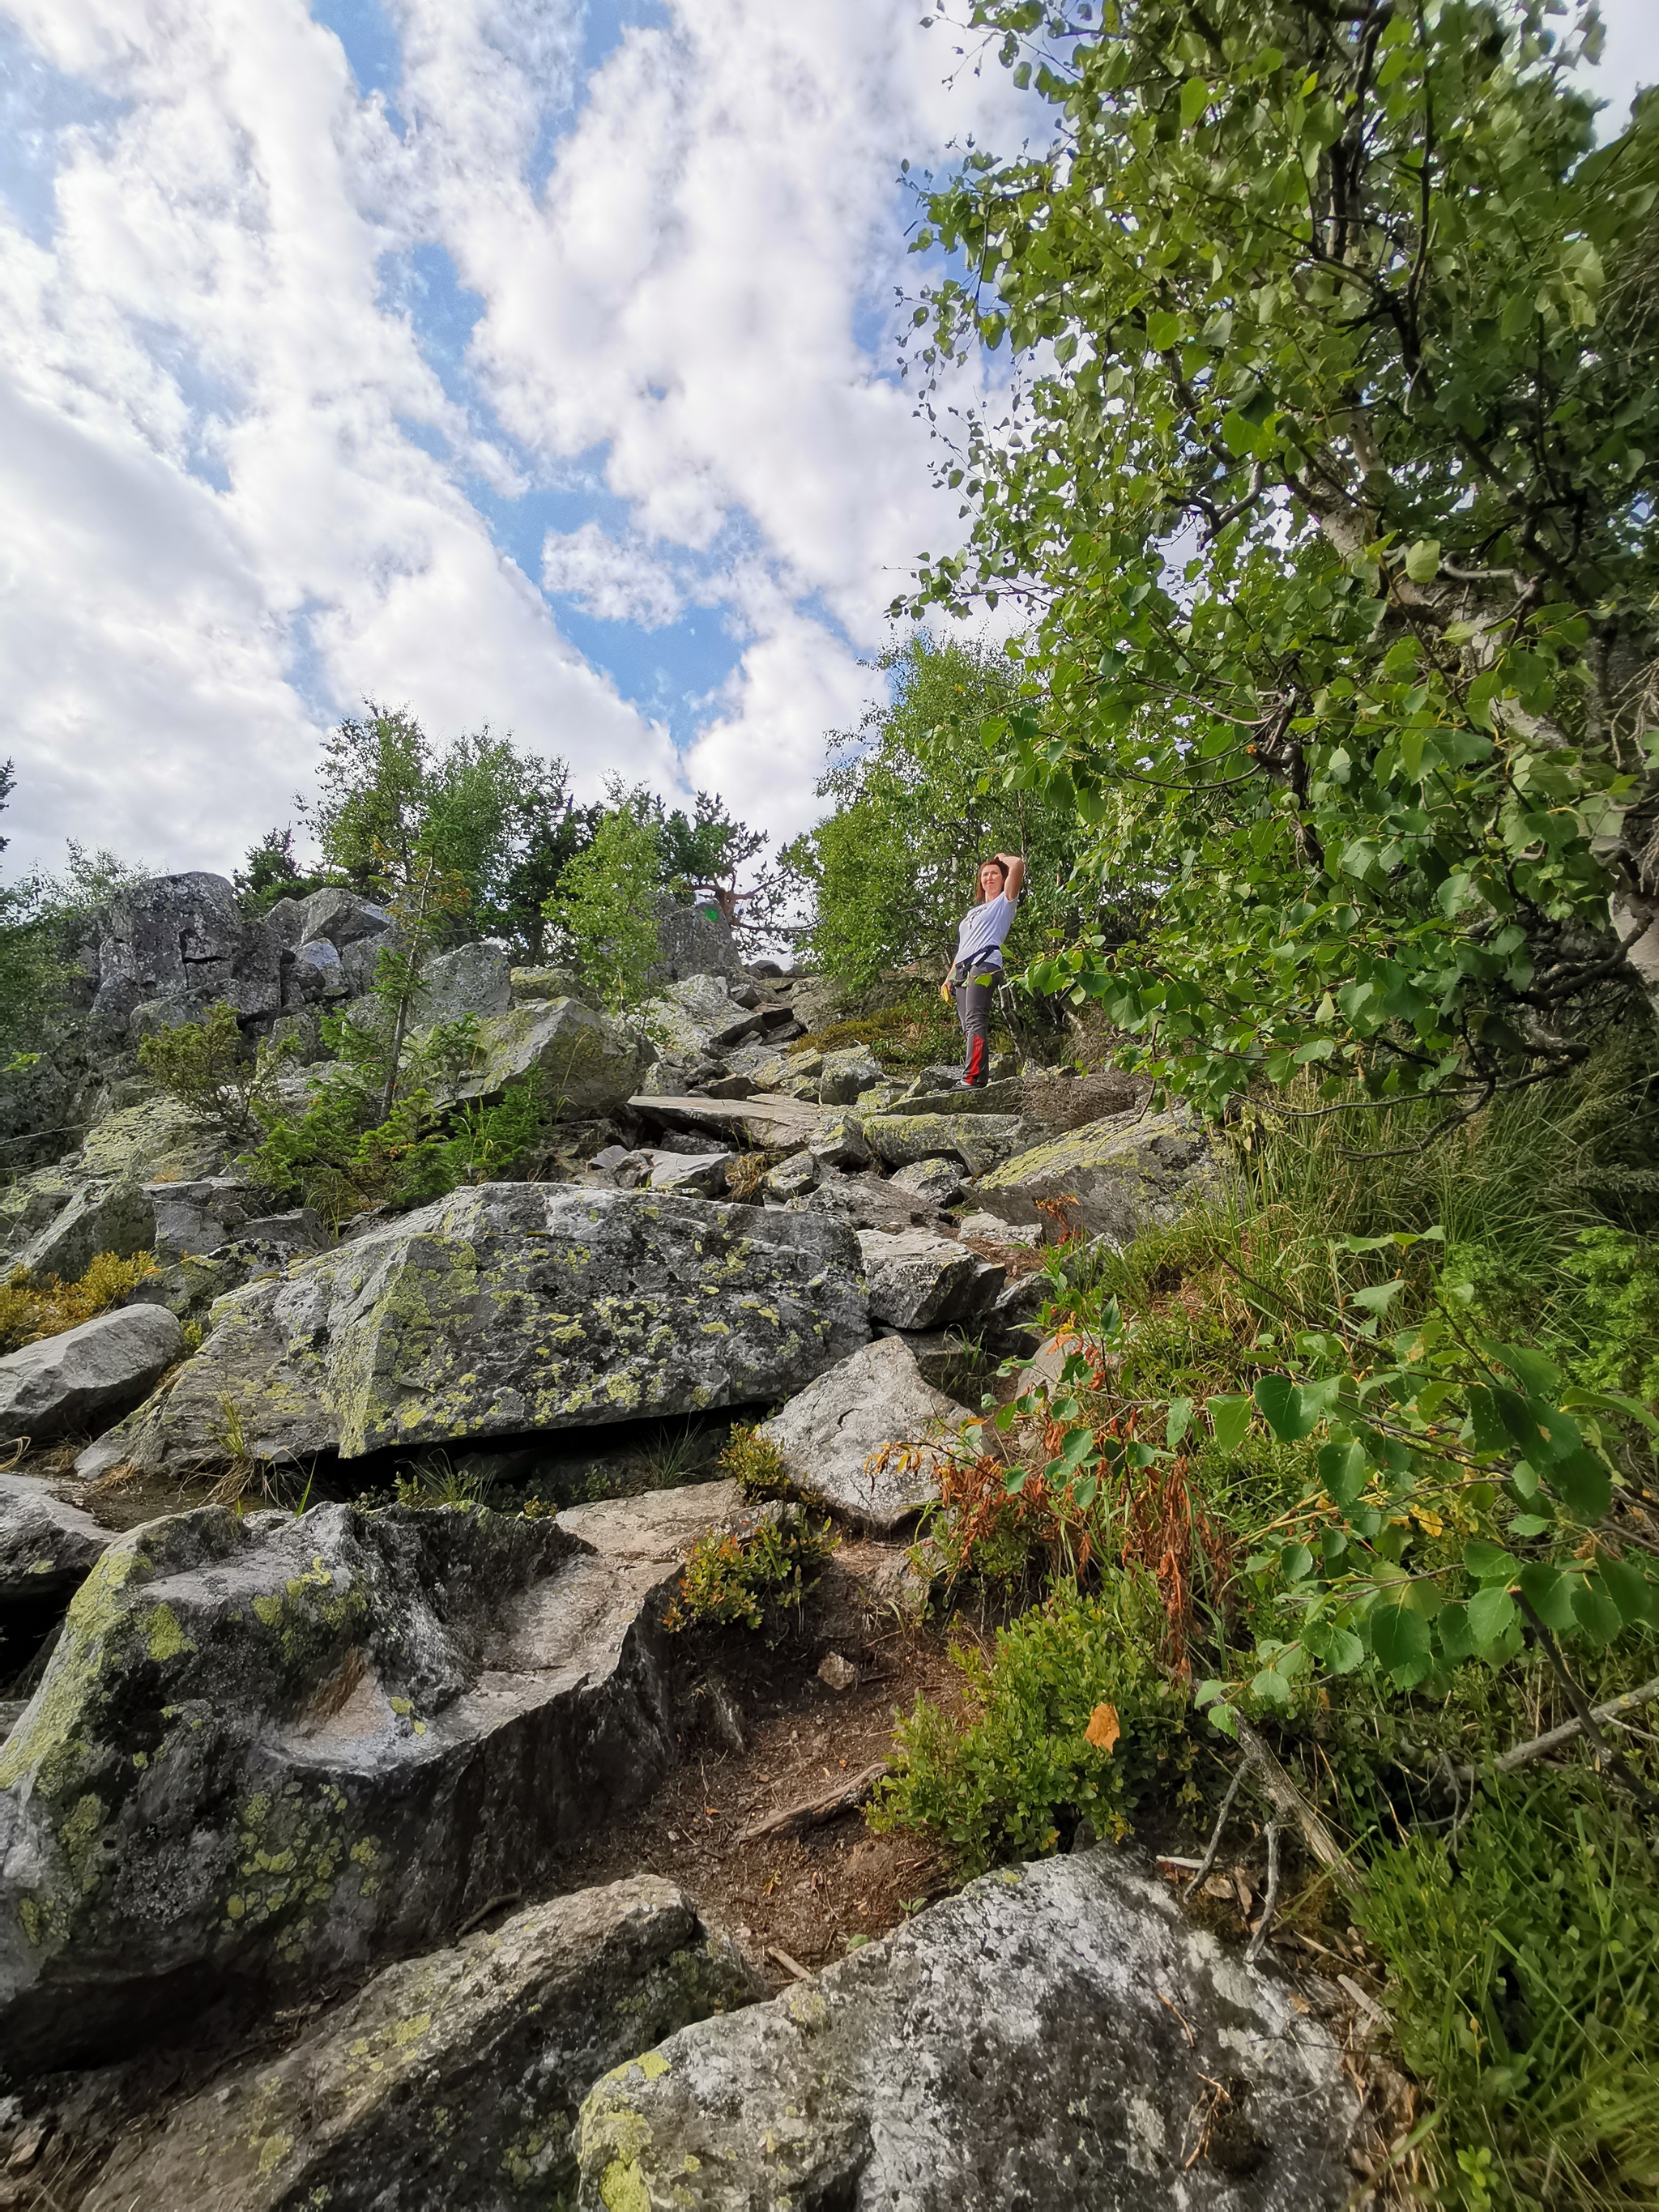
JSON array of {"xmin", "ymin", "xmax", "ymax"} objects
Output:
[{"xmin": 953, "ymin": 970, "xmax": 998, "ymax": 1085}]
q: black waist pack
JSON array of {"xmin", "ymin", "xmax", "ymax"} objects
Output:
[{"xmin": 951, "ymin": 957, "xmax": 1000, "ymax": 988}]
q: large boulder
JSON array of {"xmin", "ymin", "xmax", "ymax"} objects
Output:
[
  {"xmin": 0, "ymin": 1481, "xmax": 761, "ymax": 2073},
  {"xmin": 440, "ymin": 999, "xmax": 655, "ymax": 1118},
  {"xmin": 0, "ymin": 1475, "xmax": 111, "ymax": 1603},
  {"xmin": 297, "ymin": 888, "xmax": 395, "ymax": 950},
  {"xmin": 6, "ymin": 1176, "xmax": 155, "ymax": 1282},
  {"xmin": 645, "ymin": 975, "xmax": 761, "ymax": 1059},
  {"xmin": 973, "ymin": 1107, "xmax": 1223, "ymax": 1242},
  {"xmin": 817, "ymin": 1046, "xmax": 885, "ymax": 1106},
  {"xmin": 0, "ymin": 1306, "xmax": 183, "ymax": 1447},
  {"xmin": 83, "ymin": 1876, "xmax": 762, "ymax": 2211},
  {"xmin": 78, "ymin": 1185, "xmax": 868, "ymax": 1482},
  {"xmin": 417, "ymin": 941, "xmax": 513, "ymax": 1025},
  {"xmin": 649, "ymin": 890, "xmax": 745, "ymax": 984},
  {"xmin": 2, "ymin": 1099, "xmax": 228, "ymax": 1274},
  {"xmin": 576, "ymin": 1848, "xmax": 1361, "ymax": 2210},
  {"xmin": 756, "ymin": 1334, "xmax": 971, "ymax": 1534},
  {"xmin": 856, "ymin": 1228, "xmax": 1003, "ymax": 1331},
  {"xmin": 863, "ymin": 1112, "xmax": 1028, "ymax": 1177},
  {"xmin": 80, "ymin": 874, "xmax": 284, "ymax": 1040}
]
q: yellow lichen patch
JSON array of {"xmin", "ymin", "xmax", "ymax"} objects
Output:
[
  {"xmin": 144, "ymin": 1603, "xmax": 193, "ymax": 1664},
  {"xmin": 254, "ymin": 2129, "xmax": 294, "ymax": 2176},
  {"xmin": 0, "ymin": 1542, "xmax": 145, "ymax": 1794}
]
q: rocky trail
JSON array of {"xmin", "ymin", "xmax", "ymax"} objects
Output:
[{"xmin": 0, "ymin": 876, "xmax": 1372, "ymax": 2208}]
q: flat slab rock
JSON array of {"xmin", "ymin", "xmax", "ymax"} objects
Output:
[
  {"xmin": 79, "ymin": 1183, "xmax": 868, "ymax": 1482},
  {"xmin": 757, "ymin": 1335, "xmax": 972, "ymax": 1535},
  {"xmin": 0, "ymin": 1480, "xmax": 757, "ymax": 2072},
  {"xmin": 0, "ymin": 1305, "xmax": 183, "ymax": 1448},
  {"xmin": 83, "ymin": 1875, "xmax": 764, "ymax": 2212},
  {"xmin": 857, "ymin": 1228, "xmax": 1004, "ymax": 1332},
  {"xmin": 577, "ymin": 1847, "xmax": 1361, "ymax": 2210}
]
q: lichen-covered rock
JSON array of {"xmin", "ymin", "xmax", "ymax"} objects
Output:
[
  {"xmin": 0, "ymin": 1484, "xmax": 758, "ymax": 2073},
  {"xmin": 645, "ymin": 976, "xmax": 760, "ymax": 1059},
  {"xmin": 81, "ymin": 875, "xmax": 284, "ymax": 1038},
  {"xmin": 438, "ymin": 999, "xmax": 655, "ymax": 1117},
  {"xmin": 816, "ymin": 1047, "xmax": 885, "ymax": 1107},
  {"xmin": 650, "ymin": 892, "xmax": 745, "ymax": 985},
  {"xmin": 647, "ymin": 1152, "xmax": 730, "ymax": 1198},
  {"xmin": 756, "ymin": 1335, "xmax": 970, "ymax": 1534},
  {"xmin": 298, "ymin": 889, "xmax": 395, "ymax": 950},
  {"xmin": 79, "ymin": 1185, "xmax": 868, "ymax": 1482},
  {"xmin": 0, "ymin": 1306, "xmax": 183, "ymax": 1447},
  {"xmin": 891, "ymin": 1076, "xmax": 1026, "ymax": 1118},
  {"xmin": 0, "ymin": 1476, "xmax": 111, "ymax": 1603},
  {"xmin": 510, "ymin": 964, "xmax": 595, "ymax": 1007},
  {"xmin": 973, "ymin": 1108, "xmax": 1223, "ymax": 1241},
  {"xmin": 862, "ymin": 1113, "xmax": 1027, "ymax": 1178},
  {"xmin": 856, "ymin": 1229, "xmax": 1003, "ymax": 1332},
  {"xmin": 575, "ymin": 1848, "xmax": 1360, "ymax": 2210},
  {"xmin": 8, "ymin": 1178, "xmax": 155, "ymax": 1283},
  {"xmin": 887, "ymin": 1157, "xmax": 968, "ymax": 1208},
  {"xmin": 808, "ymin": 1114, "xmax": 869, "ymax": 1171},
  {"xmin": 763, "ymin": 1151, "xmax": 819, "ymax": 1200},
  {"xmin": 82, "ymin": 1875, "xmax": 764, "ymax": 2212},
  {"xmin": 417, "ymin": 941, "xmax": 513, "ymax": 1025}
]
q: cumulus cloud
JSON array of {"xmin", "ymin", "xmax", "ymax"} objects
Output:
[{"xmin": 541, "ymin": 522, "xmax": 685, "ymax": 630}]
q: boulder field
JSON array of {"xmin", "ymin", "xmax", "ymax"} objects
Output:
[{"xmin": 0, "ymin": 880, "xmax": 1363, "ymax": 2206}]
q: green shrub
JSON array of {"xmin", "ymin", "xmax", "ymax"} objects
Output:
[
  {"xmin": 1559, "ymin": 1229, "xmax": 1659, "ymax": 1407},
  {"xmin": 869, "ymin": 1577, "xmax": 1190, "ymax": 1874},
  {"xmin": 0, "ymin": 1251, "xmax": 161, "ymax": 1354},
  {"xmin": 716, "ymin": 1423, "xmax": 791, "ymax": 1500},
  {"xmin": 662, "ymin": 1508, "xmax": 835, "ymax": 1634},
  {"xmin": 138, "ymin": 1001, "xmax": 290, "ymax": 1145},
  {"xmin": 1358, "ymin": 1775, "xmax": 1659, "ymax": 2210}
]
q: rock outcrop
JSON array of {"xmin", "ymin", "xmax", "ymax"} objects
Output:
[
  {"xmin": 862, "ymin": 1111, "xmax": 1028, "ymax": 1177},
  {"xmin": 974, "ymin": 1107, "xmax": 1223, "ymax": 1242},
  {"xmin": 757, "ymin": 1334, "xmax": 971, "ymax": 1534},
  {"xmin": 0, "ymin": 1481, "xmax": 760, "ymax": 2072},
  {"xmin": 79, "ymin": 1185, "xmax": 868, "ymax": 1481},
  {"xmin": 576, "ymin": 1848, "xmax": 1361, "ymax": 2210},
  {"xmin": 83, "ymin": 1876, "xmax": 763, "ymax": 2212},
  {"xmin": 0, "ymin": 1306, "xmax": 183, "ymax": 1447},
  {"xmin": 437, "ymin": 999, "xmax": 655, "ymax": 1116}
]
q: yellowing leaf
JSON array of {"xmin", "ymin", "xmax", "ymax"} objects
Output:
[{"xmin": 1084, "ymin": 1703, "xmax": 1120, "ymax": 1754}]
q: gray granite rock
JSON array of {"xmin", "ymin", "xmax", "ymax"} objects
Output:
[
  {"xmin": 298, "ymin": 888, "xmax": 396, "ymax": 950},
  {"xmin": 817, "ymin": 1047, "xmax": 885, "ymax": 1107},
  {"xmin": 436, "ymin": 999, "xmax": 655, "ymax": 1119},
  {"xmin": 887, "ymin": 1156, "xmax": 968, "ymax": 1208},
  {"xmin": 0, "ymin": 1475, "xmax": 111, "ymax": 1603},
  {"xmin": 973, "ymin": 1108, "xmax": 1223, "ymax": 1241},
  {"xmin": 83, "ymin": 1876, "xmax": 764, "ymax": 2212},
  {"xmin": 0, "ymin": 1481, "xmax": 761, "ymax": 2073},
  {"xmin": 857, "ymin": 1228, "xmax": 1003, "ymax": 1332},
  {"xmin": 756, "ymin": 1334, "xmax": 970, "ymax": 1534},
  {"xmin": 0, "ymin": 1306, "xmax": 183, "ymax": 1447},
  {"xmin": 763, "ymin": 1151, "xmax": 819, "ymax": 1200},
  {"xmin": 862, "ymin": 1112, "xmax": 1028, "ymax": 1177},
  {"xmin": 576, "ymin": 1847, "xmax": 1361, "ymax": 2211},
  {"xmin": 417, "ymin": 941, "xmax": 513, "ymax": 1025},
  {"xmin": 78, "ymin": 1185, "xmax": 868, "ymax": 1482},
  {"xmin": 645, "ymin": 976, "xmax": 761, "ymax": 1059}
]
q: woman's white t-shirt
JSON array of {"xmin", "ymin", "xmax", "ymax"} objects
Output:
[{"xmin": 954, "ymin": 891, "xmax": 1018, "ymax": 973}]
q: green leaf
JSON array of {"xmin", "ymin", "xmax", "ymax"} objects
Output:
[
  {"xmin": 1464, "ymin": 1540, "xmax": 1519, "ymax": 1584},
  {"xmin": 1145, "ymin": 310, "xmax": 1181, "ymax": 351},
  {"xmin": 1280, "ymin": 1541, "xmax": 1314, "ymax": 1583},
  {"xmin": 1467, "ymin": 1585, "xmax": 1517, "ymax": 1651},
  {"xmin": 1179, "ymin": 75, "xmax": 1209, "ymax": 126},
  {"xmin": 1254, "ymin": 1373, "xmax": 1333, "ymax": 1441},
  {"xmin": 1404, "ymin": 538, "xmax": 1441, "ymax": 583},
  {"xmin": 1595, "ymin": 1554, "xmax": 1655, "ymax": 1628},
  {"xmin": 1316, "ymin": 1438, "xmax": 1368, "ymax": 1507},
  {"xmin": 1548, "ymin": 1447, "xmax": 1612, "ymax": 1522},
  {"xmin": 1367, "ymin": 1600, "xmax": 1433, "ymax": 1688},
  {"xmin": 1436, "ymin": 1602, "xmax": 1476, "ymax": 1663},
  {"xmin": 1572, "ymin": 1579, "xmax": 1623, "ymax": 1647},
  {"xmin": 1517, "ymin": 1562, "xmax": 1577, "ymax": 1634},
  {"xmin": 1166, "ymin": 1396, "xmax": 1193, "ymax": 1451},
  {"xmin": 1209, "ymin": 1395, "xmax": 1253, "ymax": 1451}
]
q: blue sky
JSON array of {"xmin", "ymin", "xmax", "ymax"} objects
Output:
[{"xmin": 0, "ymin": 0, "xmax": 1653, "ymax": 877}]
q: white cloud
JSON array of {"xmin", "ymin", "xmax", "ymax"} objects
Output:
[
  {"xmin": 541, "ymin": 521, "xmax": 684, "ymax": 630},
  {"xmin": 0, "ymin": 0, "xmax": 1029, "ymax": 872}
]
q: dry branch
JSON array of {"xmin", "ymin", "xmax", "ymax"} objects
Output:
[{"xmin": 739, "ymin": 1762, "xmax": 889, "ymax": 1847}]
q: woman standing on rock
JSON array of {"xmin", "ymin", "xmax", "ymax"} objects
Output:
[{"xmin": 940, "ymin": 851, "xmax": 1025, "ymax": 1089}]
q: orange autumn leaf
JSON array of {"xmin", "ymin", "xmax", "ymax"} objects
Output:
[{"xmin": 1084, "ymin": 1702, "xmax": 1120, "ymax": 1754}]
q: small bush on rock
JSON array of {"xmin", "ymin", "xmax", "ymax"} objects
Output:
[
  {"xmin": 663, "ymin": 1507, "xmax": 835, "ymax": 1634},
  {"xmin": 0, "ymin": 1251, "xmax": 161, "ymax": 1354},
  {"xmin": 138, "ymin": 1000, "xmax": 291, "ymax": 1145},
  {"xmin": 870, "ymin": 1577, "xmax": 1190, "ymax": 1875},
  {"xmin": 717, "ymin": 1423, "xmax": 791, "ymax": 1500}
]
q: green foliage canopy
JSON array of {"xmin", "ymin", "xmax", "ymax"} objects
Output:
[
  {"xmin": 785, "ymin": 633, "xmax": 1093, "ymax": 988},
  {"xmin": 544, "ymin": 794, "xmax": 665, "ymax": 1014},
  {"xmin": 904, "ymin": 1, "xmax": 1659, "ymax": 1119}
]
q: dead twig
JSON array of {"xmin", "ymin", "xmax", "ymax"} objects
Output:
[
  {"xmin": 738, "ymin": 1762, "xmax": 889, "ymax": 1847},
  {"xmin": 1245, "ymin": 1822, "xmax": 1282, "ymax": 1965},
  {"xmin": 1447, "ymin": 1671, "xmax": 1659, "ymax": 1786},
  {"xmin": 1513, "ymin": 1600, "xmax": 1659, "ymax": 1818},
  {"xmin": 1232, "ymin": 1715, "xmax": 1363, "ymax": 1898},
  {"xmin": 767, "ymin": 1944, "xmax": 813, "ymax": 1982},
  {"xmin": 1182, "ymin": 1767, "xmax": 1244, "ymax": 1902}
]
